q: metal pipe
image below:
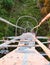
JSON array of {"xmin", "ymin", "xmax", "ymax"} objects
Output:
[
  {"xmin": 35, "ymin": 38, "xmax": 50, "ymax": 58},
  {"xmin": 37, "ymin": 36, "xmax": 49, "ymax": 39},
  {"xmin": 16, "ymin": 16, "xmax": 38, "ymax": 35},
  {"xmin": 0, "ymin": 17, "xmax": 25, "ymax": 30},
  {"xmin": 6, "ymin": 36, "xmax": 49, "ymax": 39},
  {"xmin": 33, "ymin": 13, "xmax": 50, "ymax": 29},
  {"xmin": 0, "ymin": 45, "xmax": 40, "ymax": 48}
]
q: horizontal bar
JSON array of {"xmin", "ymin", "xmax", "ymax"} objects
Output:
[
  {"xmin": 42, "ymin": 42, "xmax": 50, "ymax": 44},
  {"xmin": 0, "ymin": 45, "xmax": 40, "ymax": 48},
  {"xmin": 0, "ymin": 40, "xmax": 7, "ymax": 42},
  {"xmin": 4, "ymin": 36, "xmax": 49, "ymax": 39},
  {"xmin": 4, "ymin": 36, "xmax": 17, "ymax": 39},
  {"xmin": 0, "ymin": 40, "xmax": 50, "ymax": 43},
  {"xmin": 37, "ymin": 36, "xmax": 49, "ymax": 39},
  {"xmin": 0, "ymin": 40, "xmax": 49, "ymax": 48},
  {"xmin": 6, "ymin": 40, "xmax": 50, "ymax": 43},
  {"xmin": 0, "ymin": 36, "xmax": 20, "ymax": 47}
]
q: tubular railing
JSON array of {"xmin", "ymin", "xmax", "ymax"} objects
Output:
[{"xmin": 15, "ymin": 16, "xmax": 38, "ymax": 35}]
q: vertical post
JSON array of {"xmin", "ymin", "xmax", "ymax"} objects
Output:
[
  {"xmin": 47, "ymin": 37, "xmax": 50, "ymax": 49},
  {"xmin": 3, "ymin": 37, "xmax": 5, "ymax": 43}
]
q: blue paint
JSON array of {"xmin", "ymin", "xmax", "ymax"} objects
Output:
[
  {"xmin": 48, "ymin": 62, "xmax": 50, "ymax": 65},
  {"xmin": 22, "ymin": 53, "xmax": 28, "ymax": 65}
]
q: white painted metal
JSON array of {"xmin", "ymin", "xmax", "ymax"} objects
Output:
[
  {"xmin": 0, "ymin": 47, "xmax": 49, "ymax": 65},
  {"xmin": 37, "ymin": 36, "xmax": 49, "ymax": 39},
  {"xmin": 35, "ymin": 38, "xmax": 50, "ymax": 58},
  {"xmin": 5, "ymin": 36, "xmax": 49, "ymax": 39},
  {"xmin": 0, "ymin": 32, "xmax": 50, "ymax": 65},
  {"xmin": 0, "ymin": 17, "xmax": 25, "ymax": 30}
]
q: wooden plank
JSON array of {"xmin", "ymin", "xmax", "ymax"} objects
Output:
[{"xmin": 0, "ymin": 47, "xmax": 49, "ymax": 65}]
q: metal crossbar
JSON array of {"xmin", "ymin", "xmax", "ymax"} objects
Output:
[
  {"xmin": 0, "ymin": 45, "xmax": 40, "ymax": 48},
  {"xmin": 4, "ymin": 36, "xmax": 49, "ymax": 39}
]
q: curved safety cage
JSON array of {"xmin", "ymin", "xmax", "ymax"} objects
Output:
[{"xmin": 15, "ymin": 16, "xmax": 38, "ymax": 36}]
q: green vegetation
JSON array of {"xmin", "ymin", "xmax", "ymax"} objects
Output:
[
  {"xmin": 2, "ymin": 0, "xmax": 14, "ymax": 11},
  {"xmin": 0, "ymin": 0, "xmax": 50, "ymax": 60},
  {"xmin": 0, "ymin": 0, "xmax": 50, "ymax": 39}
]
